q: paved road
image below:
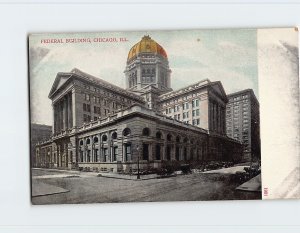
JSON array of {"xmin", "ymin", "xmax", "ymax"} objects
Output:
[{"xmin": 31, "ymin": 169, "xmax": 261, "ymax": 204}]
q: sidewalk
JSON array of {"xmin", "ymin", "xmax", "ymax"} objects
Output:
[
  {"xmin": 32, "ymin": 168, "xmax": 162, "ymax": 180},
  {"xmin": 202, "ymin": 166, "xmax": 249, "ymax": 174},
  {"xmin": 236, "ymin": 174, "xmax": 261, "ymax": 192},
  {"xmin": 32, "ymin": 179, "xmax": 69, "ymax": 197}
]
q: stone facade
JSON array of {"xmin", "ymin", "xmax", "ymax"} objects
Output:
[
  {"xmin": 158, "ymin": 79, "xmax": 227, "ymax": 135},
  {"xmin": 35, "ymin": 104, "xmax": 242, "ymax": 172},
  {"xmin": 34, "ymin": 35, "xmax": 244, "ymax": 171}
]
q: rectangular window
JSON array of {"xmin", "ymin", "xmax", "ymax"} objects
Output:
[
  {"xmin": 87, "ymin": 104, "xmax": 91, "ymax": 112},
  {"xmin": 185, "ymin": 102, "xmax": 189, "ymax": 110},
  {"xmin": 192, "ymin": 99, "xmax": 199, "ymax": 108},
  {"xmin": 85, "ymin": 94, "xmax": 90, "ymax": 101},
  {"xmin": 103, "ymin": 148, "xmax": 108, "ymax": 162},
  {"xmin": 125, "ymin": 144, "xmax": 131, "ymax": 161},
  {"xmin": 83, "ymin": 103, "xmax": 86, "ymax": 111},
  {"xmin": 196, "ymin": 109, "xmax": 200, "ymax": 116},
  {"xmin": 113, "ymin": 146, "xmax": 118, "ymax": 161},
  {"xmin": 93, "ymin": 96, "xmax": 96, "ymax": 103}
]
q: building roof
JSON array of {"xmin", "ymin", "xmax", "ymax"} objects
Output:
[
  {"xmin": 158, "ymin": 79, "xmax": 228, "ymax": 102},
  {"xmin": 48, "ymin": 68, "xmax": 145, "ymax": 103},
  {"xmin": 227, "ymin": 89, "xmax": 259, "ymax": 105},
  {"xmin": 127, "ymin": 35, "xmax": 167, "ymax": 62}
]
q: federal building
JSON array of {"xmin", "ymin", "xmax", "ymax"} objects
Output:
[{"xmin": 33, "ymin": 35, "xmax": 260, "ymax": 172}]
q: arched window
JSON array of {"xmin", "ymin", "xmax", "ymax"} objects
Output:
[
  {"xmin": 142, "ymin": 127, "xmax": 150, "ymax": 136},
  {"xmin": 86, "ymin": 138, "xmax": 91, "ymax": 145},
  {"xmin": 156, "ymin": 131, "xmax": 162, "ymax": 139},
  {"xmin": 102, "ymin": 135, "xmax": 108, "ymax": 142},
  {"xmin": 190, "ymin": 139, "xmax": 194, "ymax": 144},
  {"xmin": 167, "ymin": 134, "xmax": 172, "ymax": 142},
  {"xmin": 79, "ymin": 140, "xmax": 83, "ymax": 146},
  {"xmin": 176, "ymin": 136, "xmax": 181, "ymax": 143},
  {"xmin": 123, "ymin": 128, "xmax": 131, "ymax": 137},
  {"xmin": 93, "ymin": 137, "xmax": 99, "ymax": 143},
  {"xmin": 183, "ymin": 137, "xmax": 188, "ymax": 143},
  {"xmin": 112, "ymin": 132, "xmax": 117, "ymax": 140}
]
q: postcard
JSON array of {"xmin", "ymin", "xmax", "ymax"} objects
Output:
[{"xmin": 28, "ymin": 28, "xmax": 299, "ymax": 204}]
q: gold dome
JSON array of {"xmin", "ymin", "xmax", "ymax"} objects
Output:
[{"xmin": 127, "ymin": 35, "xmax": 168, "ymax": 62}]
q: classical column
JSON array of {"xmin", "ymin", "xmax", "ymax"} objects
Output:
[
  {"xmin": 219, "ymin": 105, "xmax": 221, "ymax": 133},
  {"xmin": 108, "ymin": 136, "xmax": 112, "ymax": 162},
  {"xmin": 137, "ymin": 66, "xmax": 141, "ymax": 89},
  {"xmin": 68, "ymin": 93, "xmax": 73, "ymax": 128},
  {"xmin": 98, "ymin": 133, "xmax": 102, "ymax": 162},
  {"xmin": 216, "ymin": 103, "xmax": 219, "ymax": 133},
  {"xmin": 71, "ymin": 89, "xmax": 76, "ymax": 127},
  {"xmin": 63, "ymin": 97, "xmax": 67, "ymax": 130},
  {"xmin": 149, "ymin": 143, "xmax": 153, "ymax": 161},
  {"xmin": 162, "ymin": 141, "xmax": 167, "ymax": 160},
  {"xmin": 60, "ymin": 101, "xmax": 63, "ymax": 131},
  {"xmin": 213, "ymin": 102, "xmax": 217, "ymax": 131},
  {"xmin": 209, "ymin": 102, "xmax": 213, "ymax": 131},
  {"xmin": 52, "ymin": 104, "xmax": 55, "ymax": 133}
]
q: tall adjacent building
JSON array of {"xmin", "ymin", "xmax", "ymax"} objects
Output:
[
  {"xmin": 226, "ymin": 89, "xmax": 260, "ymax": 162},
  {"xmin": 34, "ymin": 35, "xmax": 244, "ymax": 171}
]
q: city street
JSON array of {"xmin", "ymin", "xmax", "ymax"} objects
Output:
[{"xmin": 31, "ymin": 168, "xmax": 261, "ymax": 204}]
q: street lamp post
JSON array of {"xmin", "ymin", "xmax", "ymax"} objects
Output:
[{"xmin": 136, "ymin": 144, "xmax": 140, "ymax": 179}]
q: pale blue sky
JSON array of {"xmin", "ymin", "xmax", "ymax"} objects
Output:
[{"xmin": 29, "ymin": 29, "xmax": 258, "ymax": 125}]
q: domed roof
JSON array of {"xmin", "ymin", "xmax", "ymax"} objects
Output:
[{"xmin": 127, "ymin": 35, "xmax": 167, "ymax": 62}]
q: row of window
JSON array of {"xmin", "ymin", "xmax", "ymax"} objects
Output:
[
  {"xmin": 84, "ymin": 92, "xmax": 130, "ymax": 105},
  {"xmin": 163, "ymin": 94, "xmax": 200, "ymax": 107},
  {"xmin": 79, "ymin": 147, "xmax": 118, "ymax": 163},
  {"xmin": 229, "ymin": 94, "xmax": 249, "ymax": 102},
  {"xmin": 83, "ymin": 101, "xmax": 121, "ymax": 113},
  {"xmin": 165, "ymin": 99, "xmax": 200, "ymax": 114},
  {"xmin": 169, "ymin": 109, "xmax": 200, "ymax": 121},
  {"xmin": 79, "ymin": 128, "xmax": 201, "ymax": 146},
  {"xmin": 227, "ymin": 100, "xmax": 249, "ymax": 107}
]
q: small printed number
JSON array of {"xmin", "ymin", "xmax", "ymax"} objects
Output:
[{"xmin": 264, "ymin": 187, "xmax": 268, "ymax": 196}]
